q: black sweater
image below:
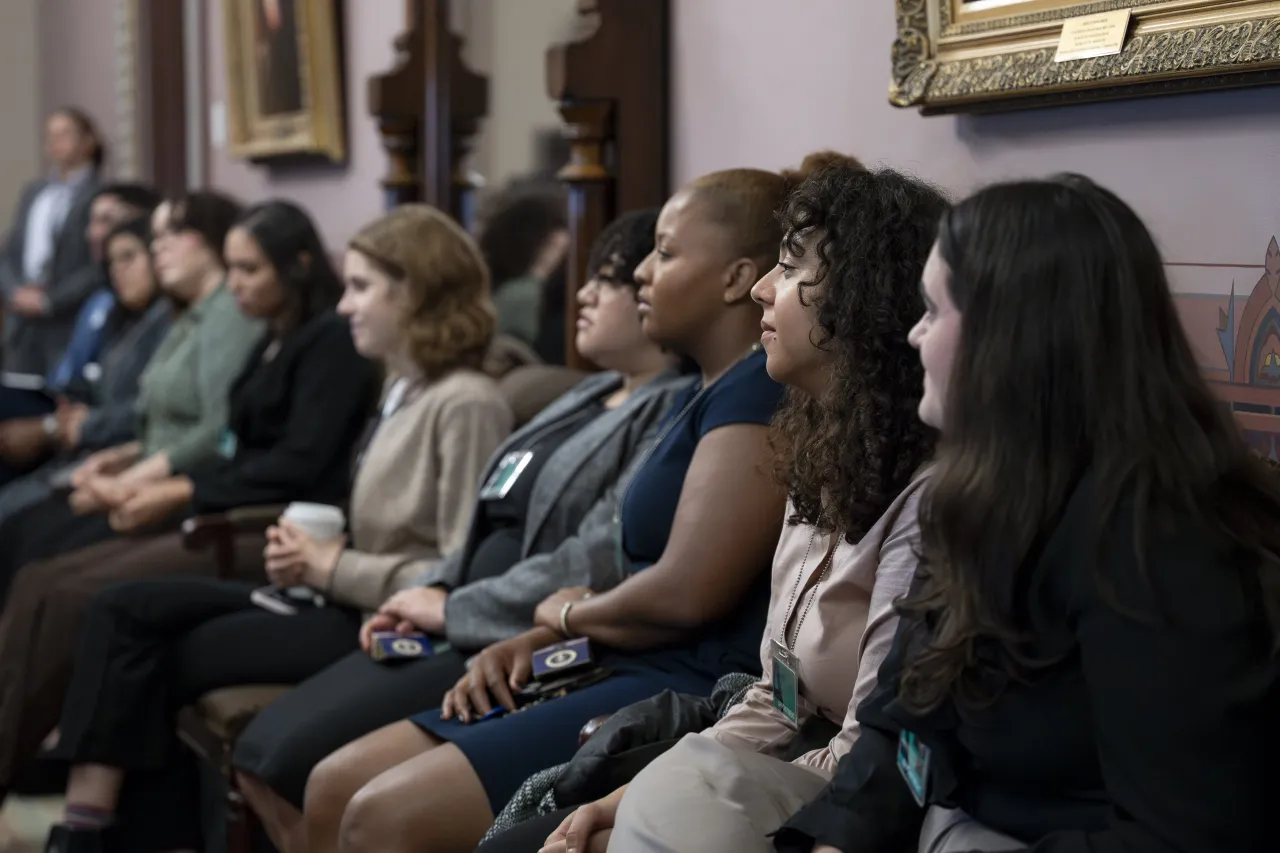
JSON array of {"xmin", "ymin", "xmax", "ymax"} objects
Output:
[
  {"xmin": 183, "ymin": 309, "xmax": 379, "ymax": 514},
  {"xmin": 777, "ymin": 474, "xmax": 1277, "ymax": 853}
]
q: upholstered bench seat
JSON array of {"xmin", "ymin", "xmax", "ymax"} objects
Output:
[{"xmin": 179, "ymin": 685, "xmax": 292, "ymax": 745}]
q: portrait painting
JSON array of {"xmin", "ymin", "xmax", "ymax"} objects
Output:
[
  {"xmin": 892, "ymin": 0, "xmax": 1280, "ymax": 113},
  {"xmin": 224, "ymin": 0, "xmax": 346, "ymax": 161}
]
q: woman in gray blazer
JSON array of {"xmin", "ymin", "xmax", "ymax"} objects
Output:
[{"xmin": 231, "ymin": 210, "xmax": 694, "ymax": 849}]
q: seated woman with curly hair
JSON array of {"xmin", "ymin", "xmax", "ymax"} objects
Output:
[
  {"xmin": 479, "ymin": 161, "xmax": 950, "ymax": 853},
  {"xmin": 41, "ymin": 204, "xmax": 511, "ymax": 853}
]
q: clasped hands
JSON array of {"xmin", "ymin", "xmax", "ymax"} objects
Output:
[{"xmin": 68, "ymin": 471, "xmax": 194, "ymax": 534}]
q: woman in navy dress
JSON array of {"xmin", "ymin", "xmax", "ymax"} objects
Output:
[{"xmin": 300, "ymin": 158, "xmax": 840, "ymax": 853}]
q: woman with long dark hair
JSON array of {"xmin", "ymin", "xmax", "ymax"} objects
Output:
[
  {"xmin": 776, "ymin": 175, "xmax": 1280, "ymax": 853},
  {"xmin": 0, "ymin": 199, "xmax": 379, "ymax": 812}
]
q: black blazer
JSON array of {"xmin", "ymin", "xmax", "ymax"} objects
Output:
[
  {"xmin": 186, "ymin": 309, "xmax": 380, "ymax": 514},
  {"xmin": 777, "ymin": 473, "xmax": 1278, "ymax": 853}
]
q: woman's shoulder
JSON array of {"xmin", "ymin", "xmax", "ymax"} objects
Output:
[
  {"xmin": 1041, "ymin": 474, "xmax": 1266, "ymax": 634},
  {"xmin": 419, "ymin": 369, "xmax": 512, "ymax": 423},
  {"xmin": 696, "ymin": 349, "xmax": 785, "ymax": 432}
]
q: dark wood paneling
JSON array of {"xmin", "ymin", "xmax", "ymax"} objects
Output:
[
  {"xmin": 547, "ymin": 0, "xmax": 670, "ymax": 368},
  {"xmin": 369, "ymin": 0, "xmax": 487, "ymax": 221},
  {"xmin": 139, "ymin": 0, "xmax": 188, "ymax": 195}
]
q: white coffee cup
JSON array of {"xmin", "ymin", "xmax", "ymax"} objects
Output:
[
  {"xmin": 279, "ymin": 503, "xmax": 345, "ymax": 603},
  {"xmin": 282, "ymin": 502, "xmax": 346, "ymax": 541}
]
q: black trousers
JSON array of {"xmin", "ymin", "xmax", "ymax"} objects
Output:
[
  {"xmin": 53, "ymin": 576, "xmax": 362, "ymax": 852},
  {"xmin": 231, "ymin": 645, "xmax": 470, "ymax": 807},
  {"xmin": 474, "ymin": 808, "xmax": 574, "ymax": 853}
]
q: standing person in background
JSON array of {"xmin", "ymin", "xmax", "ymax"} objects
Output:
[{"xmin": 0, "ymin": 108, "xmax": 106, "ymax": 375}]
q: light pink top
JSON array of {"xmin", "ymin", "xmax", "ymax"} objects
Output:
[{"xmin": 702, "ymin": 475, "xmax": 926, "ymax": 776}]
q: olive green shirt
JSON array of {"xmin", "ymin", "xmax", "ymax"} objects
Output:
[{"xmin": 135, "ymin": 283, "xmax": 265, "ymax": 470}]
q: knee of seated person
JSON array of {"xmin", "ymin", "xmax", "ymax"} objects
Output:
[
  {"xmin": 337, "ymin": 782, "xmax": 401, "ymax": 852},
  {"xmin": 304, "ymin": 747, "xmax": 358, "ymax": 820}
]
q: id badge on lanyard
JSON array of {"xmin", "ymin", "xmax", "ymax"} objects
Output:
[
  {"xmin": 896, "ymin": 730, "xmax": 932, "ymax": 807},
  {"xmin": 218, "ymin": 428, "xmax": 238, "ymax": 460},
  {"xmin": 770, "ymin": 639, "xmax": 801, "ymax": 726},
  {"xmin": 478, "ymin": 451, "xmax": 533, "ymax": 500}
]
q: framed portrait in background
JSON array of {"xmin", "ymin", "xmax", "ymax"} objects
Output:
[
  {"xmin": 224, "ymin": 0, "xmax": 346, "ymax": 161},
  {"xmin": 892, "ymin": 0, "xmax": 1280, "ymax": 114}
]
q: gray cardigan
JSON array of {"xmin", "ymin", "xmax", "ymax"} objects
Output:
[{"xmin": 419, "ymin": 368, "xmax": 693, "ymax": 650}]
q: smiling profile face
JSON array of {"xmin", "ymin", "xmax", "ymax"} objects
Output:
[
  {"xmin": 907, "ymin": 242, "xmax": 963, "ymax": 430},
  {"xmin": 751, "ymin": 230, "xmax": 827, "ymax": 392}
]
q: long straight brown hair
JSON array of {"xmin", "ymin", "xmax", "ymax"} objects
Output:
[{"xmin": 897, "ymin": 175, "xmax": 1280, "ymax": 713}]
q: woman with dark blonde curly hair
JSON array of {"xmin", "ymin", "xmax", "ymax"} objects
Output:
[
  {"xmin": 479, "ymin": 158, "xmax": 950, "ymax": 853},
  {"xmin": 40, "ymin": 203, "xmax": 514, "ymax": 853}
]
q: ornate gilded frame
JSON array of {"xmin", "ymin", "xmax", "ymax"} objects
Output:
[
  {"xmin": 224, "ymin": 0, "xmax": 346, "ymax": 161},
  {"xmin": 893, "ymin": 0, "xmax": 1280, "ymax": 113}
]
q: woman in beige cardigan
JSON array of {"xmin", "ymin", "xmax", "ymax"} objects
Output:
[{"xmin": 40, "ymin": 204, "xmax": 512, "ymax": 853}]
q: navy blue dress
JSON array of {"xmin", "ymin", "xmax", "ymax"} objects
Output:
[{"xmin": 410, "ymin": 349, "xmax": 783, "ymax": 811}]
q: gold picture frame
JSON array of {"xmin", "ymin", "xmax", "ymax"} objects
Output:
[
  {"xmin": 893, "ymin": 0, "xmax": 1280, "ymax": 113},
  {"xmin": 224, "ymin": 0, "xmax": 346, "ymax": 161}
]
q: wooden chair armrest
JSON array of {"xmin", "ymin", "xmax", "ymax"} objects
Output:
[
  {"xmin": 182, "ymin": 505, "xmax": 286, "ymax": 550},
  {"xmin": 181, "ymin": 505, "xmax": 285, "ymax": 581}
]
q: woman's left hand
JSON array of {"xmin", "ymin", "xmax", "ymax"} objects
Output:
[
  {"xmin": 440, "ymin": 628, "xmax": 558, "ymax": 723},
  {"xmin": 263, "ymin": 519, "xmax": 345, "ymax": 589},
  {"xmin": 533, "ymin": 587, "xmax": 594, "ymax": 634},
  {"xmin": 540, "ymin": 785, "xmax": 626, "ymax": 853},
  {"xmin": 107, "ymin": 477, "xmax": 194, "ymax": 533}
]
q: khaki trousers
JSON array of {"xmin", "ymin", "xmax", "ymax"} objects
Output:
[{"xmin": 609, "ymin": 733, "xmax": 831, "ymax": 853}]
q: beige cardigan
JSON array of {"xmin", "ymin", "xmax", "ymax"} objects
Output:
[
  {"xmin": 704, "ymin": 475, "xmax": 926, "ymax": 776},
  {"xmin": 326, "ymin": 369, "xmax": 513, "ymax": 611}
]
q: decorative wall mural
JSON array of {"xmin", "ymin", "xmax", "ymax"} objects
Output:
[{"xmin": 1182, "ymin": 237, "xmax": 1280, "ymax": 458}]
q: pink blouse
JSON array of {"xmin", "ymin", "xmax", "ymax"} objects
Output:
[{"xmin": 702, "ymin": 475, "xmax": 926, "ymax": 776}]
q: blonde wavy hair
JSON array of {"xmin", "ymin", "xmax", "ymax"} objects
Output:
[{"xmin": 348, "ymin": 204, "xmax": 495, "ymax": 377}]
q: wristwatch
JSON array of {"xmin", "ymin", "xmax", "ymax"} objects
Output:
[{"xmin": 41, "ymin": 414, "xmax": 59, "ymax": 439}]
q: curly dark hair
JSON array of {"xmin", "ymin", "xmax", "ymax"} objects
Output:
[
  {"xmin": 588, "ymin": 208, "xmax": 659, "ymax": 284},
  {"xmin": 771, "ymin": 162, "xmax": 949, "ymax": 542}
]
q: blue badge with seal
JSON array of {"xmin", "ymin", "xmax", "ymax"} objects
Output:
[
  {"xmin": 370, "ymin": 631, "xmax": 435, "ymax": 662},
  {"xmin": 531, "ymin": 637, "xmax": 593, "ymax": 679}
]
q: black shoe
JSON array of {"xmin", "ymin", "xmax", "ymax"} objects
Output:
[{"xmin": 43, "ymin": 823, "xmax": 105, "ymax": 853}]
